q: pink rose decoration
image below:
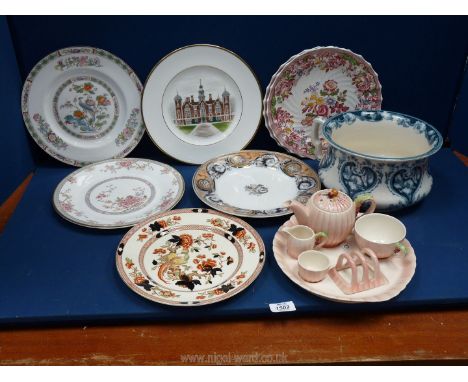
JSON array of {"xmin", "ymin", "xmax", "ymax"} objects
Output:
[
  {"xmin": 315, "ymin": 104, "xmax": 329, "ymax": 117},
  {"xmin": 323, "ymin": 80, "xmax": 338, "ymax": 93}
]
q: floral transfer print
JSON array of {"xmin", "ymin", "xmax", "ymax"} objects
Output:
[
  {"xmin": 300, "ymin": 80, "xmax": 349, "ymax": 126},
  {"xmin": 54, "ymin": 55, "xmax": 102, "ymax": 71},
  {"xmin": 85, "ymin": 176, "xmax": 155, "ymax": 215},
  {"xmin": 21, "ymin": 47, "xmax": 144, "ymax": 167},
  {"xmin": 267, "ymin": 48, "xmax": 381, "ymax": 158},
  {"xmin": 196, "ymin": 271, "xmax": 247, "ymax": 300},
  {"xmin": 208, "ymin": 217, "xmax": 257, "ymax": 252},
  {"xmin": 101, "ymin": 159, "xmax": 154, "ymax": 173},
  {"xmin": 115, "ymin": 108, "xmax": 140, "ymax": 146},
  {"xmin": 53, "ymin": 76, "xmax": 119, "ymax": 139},
  {"xmin": 32, "ymin": 113, "xmax": 68, "ymax": 150},
  {"xmin": 152, "ymin": 232, "xmax": 237, "ymax": 290},
  {"xmin": 116, "ymin": 209, "xmax": 265, "ymax": 306}
]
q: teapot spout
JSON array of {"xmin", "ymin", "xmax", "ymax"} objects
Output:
[{"xmin": 286, "ymin": 199, "xmax": 309, "ymax": 226}]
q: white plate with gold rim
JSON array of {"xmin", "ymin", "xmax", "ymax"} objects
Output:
[
  {"xmin": 53, "ymin": 158, "xmax": 184, "ymax": 229},
  {"xmin": 116, "ymin": 208, "xmax": 265, "ymax": 306},
  {"xmin": 22, "ymin": 46, "xmax": 145, "ymax": 166},
  {"xmin": 142, "ymin": 45, "xmax": 262, "ymax": 164}
]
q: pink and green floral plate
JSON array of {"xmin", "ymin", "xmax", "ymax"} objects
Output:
[
  {"xmin": 22, "ymin": 47, "xmax": 145, "ymax": 166},
  {"xmin": 53, "ymin": 158, "xmax": 184, "ymax": 229},
  {"xmin": 116, "ymin": 208, "xmax": 265, "ymax": 306},
  {"xmin": 264, "ymin": 46, "xmax": 382, "ymax": 159}
]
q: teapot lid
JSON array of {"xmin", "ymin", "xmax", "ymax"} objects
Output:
[{"xmin": 312, "ymin": 188, "xmax": 352, "ymax": 213}]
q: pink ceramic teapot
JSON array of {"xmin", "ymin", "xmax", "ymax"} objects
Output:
[{"xmin": 288, "ymin": 189, "xmax": 376, "ymax": 248}]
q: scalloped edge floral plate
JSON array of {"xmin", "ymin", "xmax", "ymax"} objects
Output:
[{"xmin": 263, "ymin": 46, "xmax": 382, "ymax": 160}]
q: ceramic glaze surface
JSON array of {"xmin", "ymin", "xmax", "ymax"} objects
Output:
[
  {"xmin": 116, "ymin": 208, "xmax": 265, "ymax": 306},
  {"xmin": 315, "ymin": 110, "xmax": 443, "ymax": 210},
  {"xmin": 163, "ymin": 66, "xmax": 242, "ymax": 146},
  {"xmin": 289, "ymin": 189, "xmax": 375, "ymax": 247},
  {"xmin": 143, "ymin": 45, "xmax": 262, "ymax": 164},
  {"xmin": 354, "ymin": 213, "xmax": 407, "ymax": 259},
  {"xmin": 22, "ymin": 47, "xmax": 144, "ymax": 166},
  {"xmin": 53, "ymin": 158, "xmax": 184, "ymax": 229},
  {"xmin": 273, "ymin": 216, "xmax": 416, "ymax": 303},
  {"xmin": 263, "ymin": 46, "xmax": 382, "ymax": 159},
  {"xmin": 298, "ymin": 250, "xmax": 330, "ymax": 283},
  {"xmin": 193, "ymin": 151, "xmax": 321, "ymax": 218},
  {"xmin": 355, "ymin": 213, "xmax": 406, "ymax": 243}
]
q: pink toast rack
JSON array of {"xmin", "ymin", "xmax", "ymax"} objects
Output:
[{"xmin": 329, "ymin": 248, "xmax": 388, "ymax": 295}]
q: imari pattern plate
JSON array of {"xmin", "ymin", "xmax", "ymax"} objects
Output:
[
  {"xmin": 193, "ymin": 150, "xmax": 320, "ymax": 218},
  {"xmin": 116, "ymin": 208, "xmax": 265, "ymax": 306},
  {"xmin": 22, "ymin": 46, "xmax": 145, "ymax": 166},
  {"xmin": 264, "ymin": 46, "xmax": 382, "ymax": 159},
  {"xmin": 53, "ymin": 158, "xmax": 184, "ymax": 229}
]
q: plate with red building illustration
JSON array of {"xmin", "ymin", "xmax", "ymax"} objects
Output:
[
  {"xmin": 142, "ymin": 45, "xmax": 263, "ymax": 164},
  {"xmin": 264, "ymin": 46, "xmax": 382, "ymax": 159}
]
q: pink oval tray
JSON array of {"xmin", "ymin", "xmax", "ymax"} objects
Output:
[{"xmin": 273, "ymin": 216, "xmax": 416, "ymax": 303}]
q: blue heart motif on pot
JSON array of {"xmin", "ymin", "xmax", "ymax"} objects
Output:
[
  {"xmin": 310, "ymin": 110, "xmax": 442, "ymax": 210},
  {"xmin": 339, "ymin": 161, "xmax": 378, "ymax": 199},
  {"xmin": 389, "ymin": 166, "xmax": 423, "ymax": 205}
]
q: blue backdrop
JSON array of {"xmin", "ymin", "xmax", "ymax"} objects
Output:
[
  {"xmin": 7, "ymin": 16, "xmax": 468, "ymax": 168},
  {"xmin": 1, "ymin": 16, "xmax": 467, "ymax": 325}
]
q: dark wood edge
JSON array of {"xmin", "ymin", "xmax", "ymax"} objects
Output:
[{"xmin": 0, "ymin": 172, "xmax": 33, "ymax": 233}]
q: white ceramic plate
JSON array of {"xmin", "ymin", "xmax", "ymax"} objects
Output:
[
  {"xmin": 273, "ymin": 216, "xmax": 416, "ymax": 303},
  {"xmin": 264, "ymin": 46, "xmax": 382, "ymax": 159},
  {"xmin": 142, "ymin": 45, "xmax": 262, "ymax": 164},
  {"xmin": 53, "ymin": 158, "xmax": 184, "ymax": 229},
  {"xmin": 116, "ymin": 208, "xmax": 265, "ymax": 306},
  {"xmin": 193, "ymin": 150, "xmax": 320, "ymax": 218},
  {"xmin": 22, "ymin": 46, "xmax": 145, "ymax": 166}
]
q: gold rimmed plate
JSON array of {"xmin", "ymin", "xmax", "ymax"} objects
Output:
[
  {"xmin": 53, "ymin": 158, "xmax": 184, "ymax": 229},
  {"xmin": 142, "ymin": 44, "xmax": 263, "ymax": 164},
  {"xmin": 192, "ymin": 150, "xmax": 321, "ymax": 218}
]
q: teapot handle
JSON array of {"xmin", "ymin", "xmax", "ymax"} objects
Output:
[
  {"xmin": 354, "ymin": 193, "xmax": 376, "ymax": 218},
  {"xmin": 309, "ymin": 117, "xmax": 326, "ymax": 159}
]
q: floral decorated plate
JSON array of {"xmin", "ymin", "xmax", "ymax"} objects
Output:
[
  {"xmin": 142, "ymin": 44, "xmax": 262, "ymax": 164},
  {"xmin": 193, "ymin": 150, "xmax": 320, "ymax": 218},
  {"xmin": 53, "ymin": 158, "xmax": 184, "ymax": 229},
  {"xmin": 116, "ymin": 208, "xmax": 265, "ymax": 306},
  {"xmin": 273, "ymin": 216, "xmax": 416, "ymax": 303},
  {"xmin": 22, "ymin": 47, "xmax": 145, "ymax": 166},
  {"xmin": 264, "ymin": 46, "xmax": 382, "ymax": 159}
]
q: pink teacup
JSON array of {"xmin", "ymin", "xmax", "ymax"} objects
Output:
[
  {"xmin": 354, "ymin": 213, "xmax": 408, "ymax": 259},
  {"xmin": 297, "ymin": 250, "xmax": 330, "ymax": 283}
]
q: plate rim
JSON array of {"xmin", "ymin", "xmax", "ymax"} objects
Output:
[
  {"xmin": 141, "ymin": 44, "xmax": 263, "ymax": 164},
  {"xmin": 52, "ymin": 157, "xmax": 185, "ymax": 229},
  {"xmin": 192, "ymin": 149, "xmax": 321, "ymax": 218},
  {"xmin": 115, "ymin": 207, "xmax": 266, "ymax": 306},
  {"xmin": 263, "ymin": 45, "xmax": 383, "ymax": 160},
  {"xmin": 21, "ymin": 45, "xmax": 146, "ymax": 167},
  {"xmin": 272, "ymin": 215, "xmax": 417, "ymax": 303}
]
